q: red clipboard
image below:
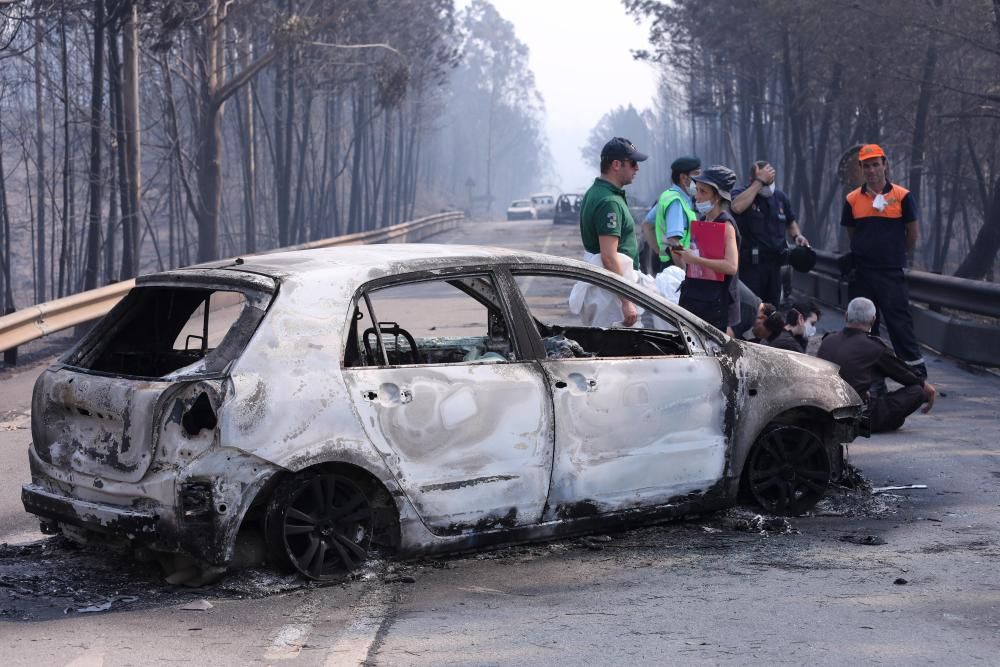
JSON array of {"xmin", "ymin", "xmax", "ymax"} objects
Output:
[{"xmin": 686, "ymin": 220, "xmax": 727, "ymax": 282}]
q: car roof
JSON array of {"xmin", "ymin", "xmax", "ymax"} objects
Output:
[{"xmin": 157, "ymin": 244, "xmax": 595, "ymax": 284}]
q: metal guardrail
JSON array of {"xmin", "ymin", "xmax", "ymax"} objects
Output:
[
  {"xmin": 0, "ymin": 211, "xmax": 464, "ymax": 361},
  {"xmin": 794, "ymin": 249, "xmax": 1000, "ymax": 367}
]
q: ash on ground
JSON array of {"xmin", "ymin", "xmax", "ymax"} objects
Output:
[{"xmin": 1, "ymin": 473, "xmax": 890, "ymax": 620}]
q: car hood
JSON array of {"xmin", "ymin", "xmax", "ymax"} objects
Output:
[{"xmin": 731, "ymin": 339, "xmax": 861, "ymax": 407}]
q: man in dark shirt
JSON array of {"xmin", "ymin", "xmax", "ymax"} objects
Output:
[
  {"xmin": 818, "ymin": 297, "xmax": 936, "ymax": 433},
  {"xmin": 731, "ymin": 161, "xmax": 809, "ymax": 307},
  {"xmin": 841, "ymin": 144, "xmax": 926, "ymax": 379}
]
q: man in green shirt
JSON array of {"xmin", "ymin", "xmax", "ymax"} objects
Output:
[{"xmin": 579, "ymin": 136, "xmax": 648, "ymax": 326}]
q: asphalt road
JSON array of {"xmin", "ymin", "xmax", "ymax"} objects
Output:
[{"xmin": 1, "ymin": 218, "xmax": 998, "ymax": 665}]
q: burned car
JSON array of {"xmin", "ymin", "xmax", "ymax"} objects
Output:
[
  {"xmin": 23, "ymin": 245, "xmax": 862, "ymax": 581},
  {"xmin": 552, "ymin": 193, "xmax": 582, "ymax": 225}
]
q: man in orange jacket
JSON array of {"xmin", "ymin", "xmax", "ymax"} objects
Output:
[{"xmin": 841, "ymin": 144, "xmax": 926, "ymax": 379}]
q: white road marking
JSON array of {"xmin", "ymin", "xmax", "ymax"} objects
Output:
[
  {"xmin": 516, "ymin": 228, "xmax": 556, "ymax": 297},
  {"xmin": 540, "ymin": 227, "xmax": 555, "ymax": 255},
  {"xmin": 323, "ymin": 584, "xmax": 394, "ymax": 666}
]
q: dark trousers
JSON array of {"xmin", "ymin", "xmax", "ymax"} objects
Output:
[
  {"xmin": 739, "ymin": 260, "xmax": 782, "ymax": 307},
  {"xmin": 781, "ymin": 265, "xmax": 793, "ymax": 304},
  {"xmin": 849, "ymin": 267, "xmax": 924, "ymax": 371},
  {"xmin": 680, "ymin": 286, "xmax": 727, "ymax": 332},
  {"xmin": 869, "ymin": 384, "xmax": 925, "ymax": 433},
  {"xmin": 640, "ymin": 240, "xmax": 663, "ymax": 276}
]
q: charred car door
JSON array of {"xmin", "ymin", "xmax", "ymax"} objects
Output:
[
  {"xmin": 510, "ymin": 269, "xmax": 728, "ymax": 519},
  {"xmin": 341, "ymin": 271, "xmax": 554, "ymax": 535}
]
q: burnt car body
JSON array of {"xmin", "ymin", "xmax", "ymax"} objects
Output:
[
  {"xmin": 23, "ymin": 245, "xmax": 862, "ymax": 580},
  {"xmin": 552, "ymin": 194, "xmax": 582, "ymax": 225}
]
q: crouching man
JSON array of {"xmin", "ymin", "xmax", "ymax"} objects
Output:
[{"xmin": 818, "ymin": 297, "xmax": 936, "ymax": 433}]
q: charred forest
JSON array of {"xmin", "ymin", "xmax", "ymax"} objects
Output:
[
  {"xmin": 612, "ymin": 0, "xmax": 1000, "ymax": 280},
  {"xmin": 0, "ymin": 0, "xmax": 549, "ymax": 312}
]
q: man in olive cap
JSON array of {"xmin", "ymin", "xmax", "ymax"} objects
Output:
[
  {"xmin": 579, "ymin": 136, "xmax": 648, "ymax": 326},
  {"xmin": 641, "ymin": 155, "xmax": 701, "ymax": 273}
]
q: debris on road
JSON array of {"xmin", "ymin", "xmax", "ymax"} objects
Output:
[
  {"xmin": 178, "ymin": 599, "xmax": 214, "ymax": 611},
  {"xmin": 731, "ymin": 512, "xmax": 794, "ymax": 535},
  {"xmin": 72, "ymin": 595, "xmax": 138, "ymax": 614},
  {"xmin": 839, "ymin": 534, "xmax": 887, "ymax": 546},
  {"xmin": 894, "ymin": 577, "xmax": 909, "ymax": 585}
]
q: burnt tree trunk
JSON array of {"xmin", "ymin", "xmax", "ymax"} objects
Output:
[
  {"xmin": 33, "ymin": 18, "xmax": 47, "ymax": 303},
  {"xmin": 83, "ymin": 0, "xmax": 105, "ymax": 291},
  {"xmin": 954, "ymin": 177, "xmax": 1000, "ymax": 279},
  {"xmin": 120, "ymin": 2, "xmax": 141, "ymax": 278}
]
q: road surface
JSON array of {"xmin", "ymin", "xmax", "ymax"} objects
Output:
[{"xmin": 1, "ymin": 218, "xmax": 998, "ymax": 665}]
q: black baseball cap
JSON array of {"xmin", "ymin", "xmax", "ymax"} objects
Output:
[
  {"xmin": 788, "ymin": 245, "xmax": 817, "ymax": 273},
  {"xmin": 601, "ymin": 137, "xmax": 648, "ymax": 162},
  {"xmin": 670, "ymin": 155, "xmax": 701, "ymax": 172}
]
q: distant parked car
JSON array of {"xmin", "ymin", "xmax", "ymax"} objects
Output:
[
  {"xmin": 506, "ymin": 199, "xmax": 536, "ymax": 221},
  {"xmin": 530, "ymin": 193, "xmax": 556, "ymax": 219},
  {"xmin": 22, "ymin": 245, "xmax": 863, "ymax": 582},
  {"xmin": 553, "ymin": 194, "xmax": 582, "ymax": 225}
]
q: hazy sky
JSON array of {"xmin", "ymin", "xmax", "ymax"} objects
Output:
[{"xmin": 487, "ymin": 0, "xmax": 660, "ymax": 192}]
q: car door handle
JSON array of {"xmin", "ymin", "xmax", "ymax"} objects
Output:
[
  {"xmin": 553, "ymin": 375, "xmax": 598, "ymax": 392},
  {"xmin": 362, "ymin": 386, "xmax": 412, "ymax": 404}
]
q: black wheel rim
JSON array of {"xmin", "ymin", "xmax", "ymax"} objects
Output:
[
  {"xmin": 281, "ymin": 474, "xmax": 373, "ymax": 579},
  {"xmin": 747, "ymin": 426, "xmax": 830, "ymax": 515}
]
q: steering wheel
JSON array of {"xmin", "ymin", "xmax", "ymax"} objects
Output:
[{"xmin": 363, "ymin": 322, "xmax": 419, "ymax": 365}]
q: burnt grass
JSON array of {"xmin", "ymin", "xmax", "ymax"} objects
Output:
[{"xmin": 0, "ymin": 483, "xmax": 901, "ymax": 623}]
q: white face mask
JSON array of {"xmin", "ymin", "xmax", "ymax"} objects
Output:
[
  {"xmin": 685, "ymin": 181, "xmax": 697, "ymax": 197},
  {"xmin": 804, "ymin": 322, "xmax": 817, "ymax": 338},
  {"xmin": 695, "ymin": 200, "xmax": 713, "ymax": 215},
  {"xmin": 759, "ymin": 184, "xmax": 775, "ymax": 198}
]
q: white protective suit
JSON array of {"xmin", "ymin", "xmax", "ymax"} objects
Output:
[{"xmin": 568, "ymin": 253, "xmax": 685, "ymax": 328}]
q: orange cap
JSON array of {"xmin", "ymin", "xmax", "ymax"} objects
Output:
[{"xmin": 858, "ymin": 144, "xmax": 886, "ymax": 162}]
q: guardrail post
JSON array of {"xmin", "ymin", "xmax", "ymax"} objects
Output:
[{"xmin": 2, "ymin": 307, "xmax": 14, "ymax": 366}]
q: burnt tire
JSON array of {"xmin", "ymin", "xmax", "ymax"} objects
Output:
[
  {"xmin": 264, "ymin": 471, "xmax": 373, "ymax": 580},
  {"xmin": 744, "ymin": 425, "xmax": 831, "ymax": 515}
]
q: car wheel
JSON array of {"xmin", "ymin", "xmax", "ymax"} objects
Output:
[
  {"xmin": 265, "ymin": 471, "xmax": 373, "ymax": 580},
  {"xmin": 744, "ymin": 425, "xmax": 831, "ymax": 515}
]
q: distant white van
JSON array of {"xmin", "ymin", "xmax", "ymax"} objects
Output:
[{"xmin": 530, "ymin": 193, "xmax": 556, "ymax": 219}]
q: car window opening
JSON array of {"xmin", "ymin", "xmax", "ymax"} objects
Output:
[
  {"xmin": 64, "ymin": 286, "xmax": 267, "ymax": 378},
  {"xmin": 345, "ymin": 275, "xmax": 515, "ymax": 368},
  {"xmin": 513, "ymin": 273, "xmax": 689, "ymax": 360}
]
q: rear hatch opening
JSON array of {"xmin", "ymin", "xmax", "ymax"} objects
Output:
[{"xmin": 31, "ymin": 272, "xmax": 276, "ymax": 483}]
